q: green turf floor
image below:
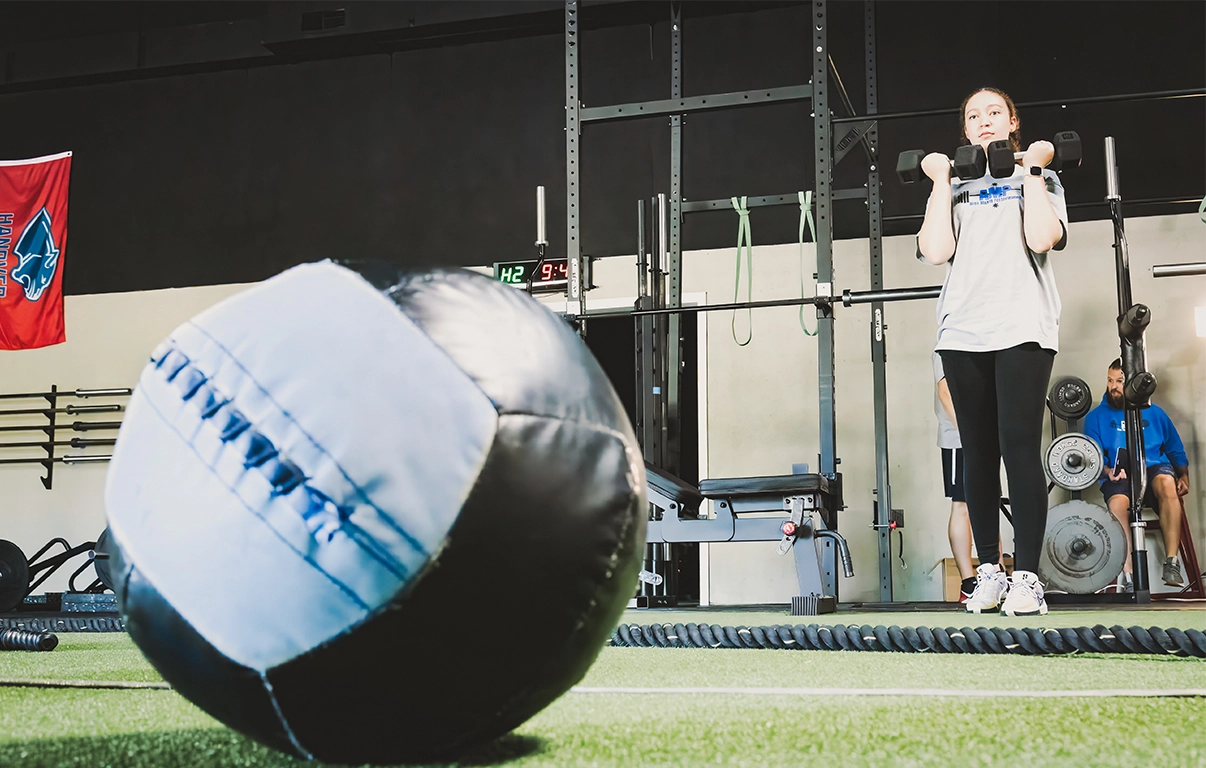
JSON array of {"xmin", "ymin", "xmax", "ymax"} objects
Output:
[{"xmin": 0, "ymin": 618, "xmax": 1204, "ymax": 768}]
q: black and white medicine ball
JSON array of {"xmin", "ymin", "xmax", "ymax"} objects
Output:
[{"xmin": 103, "ymin": 260, "xmax": 647, "ymax": 764}]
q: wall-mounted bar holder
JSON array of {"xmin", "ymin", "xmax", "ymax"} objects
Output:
[{"xmin": 0, "ymin": 386, "xmax": 132, "ymax": 489}]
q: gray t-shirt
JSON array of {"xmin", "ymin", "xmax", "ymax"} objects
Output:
[
  {"xmin": 923, "ymin": 164, "xmax": 1069, "ymax": 353},
  {"xmin": 933, "ymin": 351, "xmax": 960, "ymax": 450}
]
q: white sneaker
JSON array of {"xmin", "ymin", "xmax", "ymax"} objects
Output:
[
  {"xmin": 964, "ymin": 562, "xmax": 1009, "ymax": 614},
  {"xmin": 1001, "ymin": 570, "xmax": 1048, "ymax": 616}
]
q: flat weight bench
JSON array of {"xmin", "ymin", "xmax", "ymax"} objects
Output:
[{"xmin": 644, "ymin": 464, "xmax": 853, "ymax": 616}]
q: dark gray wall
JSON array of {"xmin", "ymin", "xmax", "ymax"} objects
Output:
[{"xmin": 0, "ymin": 1, "xmax": 1201, "ymax": 294}]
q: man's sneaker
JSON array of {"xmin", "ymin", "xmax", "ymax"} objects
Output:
[
  {"xmin": 964, "ymin": 563, "xmax": 1008, "ymax": 614},
  {"xmin": 959, "ymin": 576, "xmax": 977, "ymax": 604},
  {"xmin": 1099, "ymin": 572, "xmax": 1133, "ymax": 594},
  {"xmin": 1162, "ymin": 557, "xmax": 1184, "ymax": 587},
  {"xmin": 1001, "ymin": 570, "xmax": 1048, "ymax": 616}
]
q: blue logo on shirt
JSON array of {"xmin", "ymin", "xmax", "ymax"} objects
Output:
[
  {"xmin": 978, "ymin": 185, "xmax": 1011, "ymax": 201},
  {"xmin": 960, "ymin": 183, "xmax": 1023, "ymax": 209}
]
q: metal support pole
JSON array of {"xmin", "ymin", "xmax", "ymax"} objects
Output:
[
  {"xmin": 812, "ymin": 1, "xmax": 841, "ymax": 604},
  {"xmin": 1106, "ymin": 136, "xmax": 1152, "ymax": 605},
  {"xmin": 655, "ymin": 192, "xmax": 670, "ymax": 471},
  {"xmin": 666, "ymin": 1, "xmax": 684, "ymax": 478},
  {"xmin": 636, "ymin": 199, "xmax": 648, "ymax": 301},
  {"xmin": 564, "ymin": 1, "xmax": 584, "ymax": 331},
  {"xmin": 812, "ymin": 2, "xmax": 837, "ymax": 485},
  {"xmin": 639, "ymin": 194, "xmax": 672, "ymax": 607},
  {"xmin": 864, "ymin": 0, "xmax": 892, "ymax": 602},
  {"xmin": 638, "ymin": 196, "xmax": 666, "ymax": 470},
  {"xmin": 535, "ymin": 186, "xmax": 547, "ymax": 248}
]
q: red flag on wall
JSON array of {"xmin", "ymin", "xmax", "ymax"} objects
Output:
[{"xmin": 0, "ymin": 151, "xmax": 72, "ymax": 350}]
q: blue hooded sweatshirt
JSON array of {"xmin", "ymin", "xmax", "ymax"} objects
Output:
[{"xmin": 1082, "ymin": 394, "xmax": 1188, "ymax": 480}]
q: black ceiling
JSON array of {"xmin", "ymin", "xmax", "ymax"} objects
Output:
[
  {"xmin": 1, "ymin": 1, "xmax": 1198, "ymax": 218},
  {"xmin": 0, "ymin": 1, "xmax": 1200, "ymax": 292}
]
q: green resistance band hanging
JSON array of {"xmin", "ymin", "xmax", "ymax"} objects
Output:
[
  {"xmin": 798, "ymin": 191, "xmax": 817, "ymax": 336},
  {"xmin": 730, "ymin": 196, "xmax": 753, "ymax": 346}
]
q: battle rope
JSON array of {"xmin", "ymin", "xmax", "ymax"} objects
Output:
[
  {"xmin": 611, "ymin": 623, "xmax": 1206, "ymax": 658},
  {"xmin": 0, "ymin": 628, "xmax": 58, "ymax": 652},
  {"xmin": 0, "ymin": 616, "xmax": 124, "ymax": 633}
]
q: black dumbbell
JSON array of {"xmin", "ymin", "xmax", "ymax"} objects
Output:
[
  {"xmin": 897, "ymin": 144, "xmax": 986, "ymax": 185},
  {"xmin": 987, "ymin": 131, "xmax": 1082, "ymax": 178}
]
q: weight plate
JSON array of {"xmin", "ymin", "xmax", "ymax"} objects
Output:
[
  {"xmin": 1038, "ymin": 500, "xmax": 1126, "ymax": 594},
  {"xmin": 0, "ymin": 540, "xmax": 29, "ymax": 613},
  {"xmin": 1049, "ymin": 376, "xmax": 1093, "ymax": 421},
  {"xmin": 1045, "ymin": 432, "xmax": 1103, "ymax": 491},
  {"xmin": 92, "ymin": 527, "xmax": 116, "ymax": 593}
]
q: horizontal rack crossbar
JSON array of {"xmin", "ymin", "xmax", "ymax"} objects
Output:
[
  {"xmin": 681, "ymin": 188, "xmax": 866, "ymax": 213},
  {"xmin": 832, "ymin": 88, "xmax": 1205, "ymax": 125},
  {"xmin": 581, "ymin": 85, "xmax": 811, "ymax": 124}
]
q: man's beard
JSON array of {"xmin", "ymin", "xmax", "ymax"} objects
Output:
[{"xmin": 1107, "ymin": 390, "xmax": 1125, "ymax": 409}]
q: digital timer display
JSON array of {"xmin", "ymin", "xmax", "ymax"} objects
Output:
[{"xmin": 493, "ymin": 259, "xmax": 569, "ymax": 293}]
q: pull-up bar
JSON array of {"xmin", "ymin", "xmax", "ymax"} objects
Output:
[{"xmin": 584, "ymin": 285, "xmax": 941, "ymax": 319}]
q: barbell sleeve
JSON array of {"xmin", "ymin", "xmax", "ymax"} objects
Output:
[{"xmin": 1152, "ymin": 262, "xmax": 1206, "ymax": 278}]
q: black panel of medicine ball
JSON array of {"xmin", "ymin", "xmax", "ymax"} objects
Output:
[
  {"xmin": 269, "ymin": 412, "xmax": 645, "ymax": 764},
  {"xmin": 116, "ymin": 561, "xmax": 300, "ymax": 757},
  {"xmin": 347, "ymin": 262, "xmax": 630, "ymax": 429}
]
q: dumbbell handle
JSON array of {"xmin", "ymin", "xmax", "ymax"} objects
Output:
[{"xmin": 990, "ymin": 132, "xmax": 1080, "ymax": 175}]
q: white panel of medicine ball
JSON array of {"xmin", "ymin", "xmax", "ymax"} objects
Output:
[{"xmin": 106, "ymin": 261, "xmax": 498, "ymax": 670}]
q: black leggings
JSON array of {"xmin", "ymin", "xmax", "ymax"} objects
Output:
[{"xmin": 939, "ymin": 343, "xmax": 1054, "ymax": 573}]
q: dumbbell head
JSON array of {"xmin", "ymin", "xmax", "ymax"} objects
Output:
[
  {"xmin": 896, "ymin": 150, "xmax": 926, "ymax": 184},
  {"xmin": 1052, "ymin": 130, "xmax": 1081, "ymax": 171},
  {"xmin": 952, "ymin": 144, "xmax": 986, "ymax": 179},
  {"xmin": 987, "ymin": 140, "xmax": 1017, "ymax": 178},
  {"xmin": 896, "ymin": 142, "xmax": 995, "ymax": 184},
  {"xmin": 988, "ymin": 131, "xmax": 1083, "ymax": 176}
]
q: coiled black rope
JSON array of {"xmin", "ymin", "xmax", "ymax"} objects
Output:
[
  {"xmin": 611, "ymin": 623, "xmax": 1206, "ymax": 658},
  {"xmin": 0, "ymin": 616, "xmax": 124, "ymax": 633},
  {"xmin": 0, "ymin": 628, "xmax": 58, "ymax": 652}
]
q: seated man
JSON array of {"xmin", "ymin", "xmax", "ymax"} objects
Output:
[{"xmin": 1083, "ymin": 358, "xmax": 1191, "ymax": 588}]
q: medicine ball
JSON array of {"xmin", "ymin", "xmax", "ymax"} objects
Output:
[{"xmin": 103, "ymin": 260, "xmax": 646, "ymax": 764}]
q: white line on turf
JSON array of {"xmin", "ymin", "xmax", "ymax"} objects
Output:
[
  {"xmin": 571, "ymin": 686, "xmax": 1206, "ymax": 698},
  {"xmin": 0, "ymin": 678, "xmax": 171, "ymax": 690}
]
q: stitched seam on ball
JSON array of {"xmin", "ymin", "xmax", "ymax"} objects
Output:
[
  {"xmin": 147, "ymin": 342, "xmax": 410, "ymax": 584},
  {"xmin": 134, "ymin": 386, "xmax": 372, "ymax": 611},
  {"xmin": 259, "ymin": 672, "xmax": 314, "ymax": 760},
  {"xmin": 181, "ymin": 321, "xmax": 429, "ymax": 558}
]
